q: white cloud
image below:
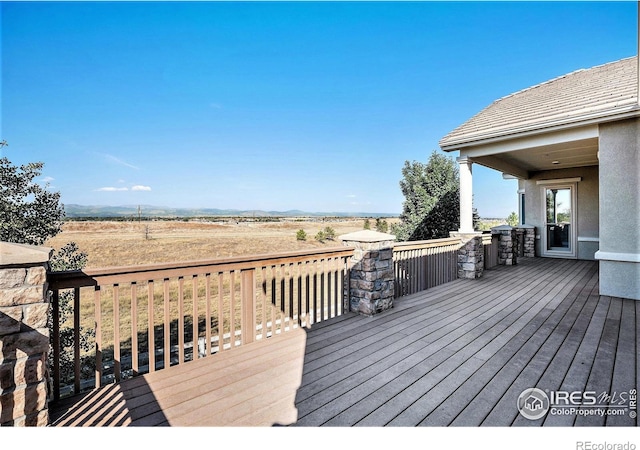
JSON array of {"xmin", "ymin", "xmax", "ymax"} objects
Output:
[
  {"xmin": 97, "ymin": 187, "xmax": 128, "ymax": 192},
  {"xmin": 131, "ymin": 185, "xmax": 151, "ymax": 191},
  {"xmin": 41, "ymin": 176, "xmax": 55, "ymax": 183},
  {"xmin": 346, "ymin": 194, "xmax": 357, "ymax": 198}
]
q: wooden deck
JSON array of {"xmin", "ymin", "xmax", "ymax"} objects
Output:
[{"xmin": 49, "ymin": 257, "xmax": 639, "ymax": 427}]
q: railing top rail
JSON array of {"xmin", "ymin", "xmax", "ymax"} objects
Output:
[
  {"xmin": 48, "ymin": 246, "xmax": 354, "ymax": 290},
  {"xmin": 392, "ymin": 237, "xmax": 462, "ymax": 251}
]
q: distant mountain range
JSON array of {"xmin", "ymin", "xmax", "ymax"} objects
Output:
[{"xmin": 63, "ymin": 204, "xmax": 398, "ymax": 219}]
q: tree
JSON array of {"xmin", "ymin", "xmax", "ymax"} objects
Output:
[
  {"xmin": 1, "ymin": 155, "xmax": 92, "ymax": 385},
  {"xmin": 323, "ymin": 226, "xmax": 336, "ymax": 241},
  {"xmin": 315, "ymin": 230, "xmax": 326, "ymax": 243},
  {"xmin": 392, "ymin": 152, "xmax": 482, "ymax": 241},
  {"xmin": 296, "ymin": 229, "xmax": 307, "ymax": 241},
  {"xmin": 506, "ymin": 211, "xmax": 519, "ymax": 227},
  {"xmin": 0, "ymin": 157, "xmax": 65, "ymax": 245},
  {"xmin": 363, "ymin": 218, "xmax": 371, "ymax": 230},
  {"xmin": 393, "ymin": 151, "xmax": 461, "ymax": 241},
  {"xmin": 375, "ymin": 218, "xmax": 389, "ymax": 233}
]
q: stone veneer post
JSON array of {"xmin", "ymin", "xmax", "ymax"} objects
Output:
[
  {"xmin": 516, "ymin": 225, "xmax": 536, "ymax": 258},
  {"xmin": 0, "ymin": 242, "xmax": 53, "ymax": 427},
  {"xmin": 450, "ymin": 232, "xmax": 484, "ymax": 279},
  {"xmin": 339, "ymin": 230, "xmax": 395, "ymax": 316},
  {"xmin": 491, "ymin": 225, "xmax": 518, "ymax": 266}
]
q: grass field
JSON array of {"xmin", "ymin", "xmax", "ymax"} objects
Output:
[{"xmin": 45, "ymin": 218, "xmax": 399, "ymax": 269}]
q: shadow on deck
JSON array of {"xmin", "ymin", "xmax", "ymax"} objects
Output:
[{"xmin": 50, "ymin": 258, "xmax": 639, "ymax": 427}]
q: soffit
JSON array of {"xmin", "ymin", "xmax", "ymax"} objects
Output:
[{"xmin": 472, "ymin": 136, "xmax": 599, "ymax": 175}]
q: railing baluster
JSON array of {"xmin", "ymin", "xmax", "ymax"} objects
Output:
[
  {"xmin": 52, "ymin": 289, "xmax": 60, "ymax": 401},
  {"xmin": 312, "ymin": 262, "xmax": 318, "ymax": 325},
  {"xmin": 270, "ymin": 265, "xmax": 276, "ymax": 337},
  {"xmin": 217, "ymin": 272, "xmax": 224, "ymax": 351},
  {"xmin": 333, "ymin": 258, "xmax": 342, "ymax": 316},
  {"xmin": 260, "ymin": 267, "xmax": 267, "ymax": 339},
  {"xmin": 240, "ymin": 268, "xmax": 255, "ymax": 345},
  {"xmin": 147, "ymin": 280, "xmax": 155, "ymax": 373},
  {"xmin": 205, "ymin": 273, "xmax": 211, "ymax": 355},
  {"xmin": 73, "ymin": 287, "xmax": 80, "ymax": 394},
  {"xmin": 131, "ymin": 283, "xmax": 138, "ymax": 376},
  {"xmin": 326, "ymin": 259, "xmax": 332, "ymax": 319},
  {"xmin": 279, "ymin": 265, "xmax": 285, "ymax": 332},
  {"xmin": 320, "ymin": 259, "xmax": 326, "ymax": 322},
  {"xmin": 192, "ymin": 276, "xmax": 198, "ymax": 358},
  {"xmin": 178, "ymin": 277, "xmax": 185, "ymax": 364},
  {"xmin": 230, "ymin": 271, "xmax": 236, "ymax": 347},
  {"xmin": 113, "ymin": 284, "xmax": 121, "ymax": 382},
  {"xmin": 94, "ymin": 286, "xmax": 102, "ymax": 387},
  {"xmin": 297, "ymin": 263, "xmax": 303, "ymax": 327},
  {"xmin": 288, "ymin": 263, "xmax": 294, "ymax": 330},
  {"xmin": 163, "ymin": 279, "xmax": 170, "ymax": 369}
]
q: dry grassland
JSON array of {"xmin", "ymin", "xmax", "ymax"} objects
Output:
[{"xmin": 46, "ymin": 218, "xmax": 398, "ymax": 269}]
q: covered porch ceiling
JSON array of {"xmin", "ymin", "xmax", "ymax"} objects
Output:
[{"xmin": 458, "ymin": 124, "xmax": 600, "ymax": 179}]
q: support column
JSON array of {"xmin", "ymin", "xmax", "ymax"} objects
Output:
[
  {"xmin": 340, "ymin": 230, "xmax": 395, "ymax": 316},
  {"xmin": 458, "ymin": 156, "xmax": 474, "ymax": 233},
  {"xmin": 0, "ymin": 242, "xmax": 53, "ymax": 427}
]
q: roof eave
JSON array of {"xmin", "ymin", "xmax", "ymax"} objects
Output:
[{"xmin": 439, "ymin": 105, "xmax": 640, "ymax": 152}]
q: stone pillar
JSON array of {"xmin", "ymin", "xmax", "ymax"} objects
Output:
[
  {"xmin": 450, "ymin": 232, "xmax": 483, "ymax": 279},
  {"xmin": 457, "ymin": 156, "xmax": 475, "ymax": 233},
  {"xmin": 0, "ymin": 242, "xmax": 53, "ymax": 427},
  {"xmin": 340, "ymin": 230, "xmax": 395, "ymax": 316},
  {"xmin": 492, "ymin": 225, "xmax": 518, "ymax": 266},
  {"xmin": 515, "ymin": 228, "xmax": 524, "ymax": 257},
  {"xmin": 516, "ymin": 225, "xmax": 536, "ymax": 258}
]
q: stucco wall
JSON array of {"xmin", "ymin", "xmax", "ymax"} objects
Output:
[
  {"xmin": 518, "ymin": 166, "xmax": 599, "ymax": 260},
  {"xmin": 597, "ymin": 118, "xmax": 640, "ymax": 300}
]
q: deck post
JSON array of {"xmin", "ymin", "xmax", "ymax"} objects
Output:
[
  {"xmin": 339, "ymin": 230, "xmax": 396, "ymax": 316},
  {"xmin": 450, "ymin": 232, "xmax": 484, "ymax": 279},
  {"xmin": 516, "ymin": 225, "xmax": 536, "ymax": 257},
  {"xmin": 0, "ymin": 242, "xmax": 53, "ymax": 427},
  {"xmin": 491, "ymin": 225, "xmax": 518, "ymax": 265}
]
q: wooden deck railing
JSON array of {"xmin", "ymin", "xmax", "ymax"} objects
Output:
[
  {"xmin": 392, "ymin": 237, "xmax": 462, "ymax": 298},
  {"xmin": 47, "ymin": 247, "xmax": 353, "ymax": 401}
]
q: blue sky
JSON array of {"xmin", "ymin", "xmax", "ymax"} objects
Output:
[{"xmin": 1, "ymin": 1, "xmax": 637, "ymax": 217}]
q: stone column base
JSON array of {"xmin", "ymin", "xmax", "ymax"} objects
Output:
[{"xmin": 340, "ymin": 230, "xmax": 396, "ymax": 316}]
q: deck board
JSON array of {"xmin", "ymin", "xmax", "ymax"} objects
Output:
[
  {"xmin": 480, "ymin": 267, "xmax": 599, "ymax": 426},
  {"xmin": 606, "ymin": 299, "xmax": 637, "ymax": 426},
  {"xmin": 49, "ymin": 258, "xmax": 638, "ymax": 427},
  {"xmin": 434, "ymin": 266, "xmax": 599, "ymax": 427},
  {"xmin": 382, "ymin": 261, "xmax": 595, "ymax": 426},
  {"xmin": 573, "ymin": 297, "xmax": 621, "ymax": 426}
]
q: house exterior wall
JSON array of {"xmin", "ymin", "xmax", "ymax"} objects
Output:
[
  {"xmin": 597, "ymin": 118, "xmax": 640, "ymax": 301},
  {"xmin": 518, "ymin": 166, "xmax": 599, "ymax": 260}
]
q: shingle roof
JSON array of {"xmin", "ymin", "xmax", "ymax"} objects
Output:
[{"xmin": 439, "ymin": 56, "xmax": 639, "ymax": 150}]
